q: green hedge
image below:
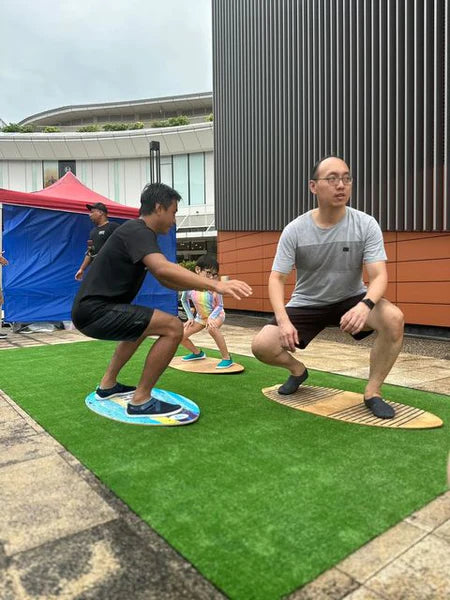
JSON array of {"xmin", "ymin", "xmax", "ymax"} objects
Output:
[
  {"xmin": 1, "ymin": 123, "xmax": 35, "ymax": 133},
  {"xmin": 151, "ymin": 115, "xmax": 190, "ymax": 128}
]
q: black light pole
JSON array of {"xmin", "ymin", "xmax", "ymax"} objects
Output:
[{"xmin": 149, "ymin": 141, "xmax": 161, "ymax": 183}]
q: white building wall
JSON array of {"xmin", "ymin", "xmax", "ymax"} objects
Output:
[
  {"xmin": 0, "ymin": 160, "xmax": 43, "ymax": 191},
  {"xmin": 0, "ymin": 153, "xmax": 214, "ymax": 206}
]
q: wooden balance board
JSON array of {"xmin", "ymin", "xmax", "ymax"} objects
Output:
[
  {"xmin": 169, "ymin": 356, "xmax": 244, "ymax": 374},
  {"xmin": 85, "ymin": 387, "xmax": 200, "ymax": 426},
  {"xmin": 262, "ymin": 384, "xmax": 443, "ymax": 429}
]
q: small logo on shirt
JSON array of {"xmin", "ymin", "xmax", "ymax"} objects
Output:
[
  {"xmin": 343, "ymin": 247, "xmax": 349, "ymax": 252},
  {"xmin": 99, "ymin": 231, "xmax": 105, "ymax": 235}
]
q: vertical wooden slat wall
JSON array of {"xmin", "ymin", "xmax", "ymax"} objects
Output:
[{"xmin": 212, "ymin": 0, "xmax": 449, "ymax": 232}]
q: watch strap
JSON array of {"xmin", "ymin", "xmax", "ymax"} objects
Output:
[{"xmin": 361, "ymin": 298, "xmax": 375, "ymax": 310}]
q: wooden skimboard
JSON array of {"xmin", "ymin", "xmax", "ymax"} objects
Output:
[
  {"xmin": 170, "ymin": 356, "xmax": 244, "ymax": 374},
  {"xmin": 85, "ymin": 387, "xmax": 200, "ymax": 426},
  {"xmin": 262, "ymin": 384, "xmax": 442, "ymax": 429}
]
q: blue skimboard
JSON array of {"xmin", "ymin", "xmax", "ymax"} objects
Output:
[{"xmin": 85, "ymin": 387, "xmax": 200, "ymax": 426}]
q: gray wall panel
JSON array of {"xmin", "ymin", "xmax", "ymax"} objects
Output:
[{"xmin": 212, "ymin": 0, "xmax": 449, "ymax": 232}]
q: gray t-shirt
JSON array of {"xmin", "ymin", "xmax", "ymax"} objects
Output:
[{"xmin": 272, "ymin": 207, "xmax": 387, "ymax": 307}]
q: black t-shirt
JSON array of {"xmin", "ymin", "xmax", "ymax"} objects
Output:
[
  {"xmin": 74, "ymin": 219, "xmax": 162, "ymax": 306},
  {"xmin": 88, "ymin": 221, "xmax": 120, "ymax": 258}
]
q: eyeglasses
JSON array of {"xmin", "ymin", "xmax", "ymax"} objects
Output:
[
  {"xmin": 314, "ymin": 175, "xmax": 353, "ymax": 186},
  {"xmin": 203, "ymin": 269, "xmax": 218, "ymax": 278}
]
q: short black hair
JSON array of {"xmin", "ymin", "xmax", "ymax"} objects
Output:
[
  {"xmin": 196, "ymin": 253, "xmax": 219, "ymax": 273},
  {"xmin": 311, "ymin": 154, "xmax": 348, "ymax": 179},
  {"xmin": 139, "ymin": 182, "xmax": 181, "ymax": 216}
]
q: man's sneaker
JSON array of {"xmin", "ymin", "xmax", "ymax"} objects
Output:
[
  {"xmin": 217, "ymin": 358, "xmax": 234, "ymax": 369},
  {"xmin": 127, "ymin": 397, "xmax": 182, "ymax": 418},
  {"xmin": 95, "ymin": 382, "xmax": 136, "ymax": 400},
  {"xmin": 0, "ymin": 332, "xmax": 8, "ymax": 339},
  {"xmin": 182, "ymin": 350, "xmax": 206, "ymax": 361}
]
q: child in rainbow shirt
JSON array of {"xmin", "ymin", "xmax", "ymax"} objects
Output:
[{"xmin": 180, "ymin": 254, "xmax": 233, "ymax": 369}]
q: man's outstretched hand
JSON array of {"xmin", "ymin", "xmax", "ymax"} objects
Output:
[{"xmin": 215, "ymin": 279, "xmax": 253, "ymax": 300}]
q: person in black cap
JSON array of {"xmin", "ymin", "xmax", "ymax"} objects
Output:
[
  {"xmin": 71, "ymin": 182, "xmax": 253, "ymax": 418},
  {"xmin": 75, "ymin": 202, "xmax": 120, "ymax": 280}
]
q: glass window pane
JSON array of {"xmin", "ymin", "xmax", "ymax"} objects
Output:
[
  {"xmin": 189, "ymin": 153, "xmax": 205, "ymax": 205},
  {"xmin": 161, "ymin": 156, "xmax": 172, "ymax": 187},
  {"xmin": 173, "ymin": 154, "xmax": 188, "ymax": 207}
]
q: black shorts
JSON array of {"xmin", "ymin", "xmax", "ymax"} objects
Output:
[
  {"xmin": 72, "ymin": 299, "xmax": 154, "ymax": 342},
  {"xmin": 268, "ymin": 293, "xmax": 374, "ymax": 349}
]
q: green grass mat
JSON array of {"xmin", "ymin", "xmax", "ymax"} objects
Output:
[{"xmin": 1, "ymin": 340, "xmax": 449, "ymax": 599}]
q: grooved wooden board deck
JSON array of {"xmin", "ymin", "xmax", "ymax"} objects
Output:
[
  {"xmin": 262, "ymin": 385, "xmax": 443, "ymax": 429},
  {"xmin": 169, "ymin": 356, "xmax": 244, "ymax": 374}
]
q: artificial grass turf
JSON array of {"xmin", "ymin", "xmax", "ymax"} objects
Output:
[{"xmin": 1, "ymin": 340, "xmax": 449, "ymax": 599}]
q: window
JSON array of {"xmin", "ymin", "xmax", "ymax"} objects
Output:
[
  {"xmin": 173, "ymin": 155, "xmax": 189, "ymax": 207},
  {"xmin": 172, "ymin": 153, "xmax": 205, "ymax": 206},
  {"xmin": 160, "ymin": 155, "xmax": 173, "ymax": 187},
  {"xmin": 189, "ymin": 153, "xmax": 205, "ymax": 205}
]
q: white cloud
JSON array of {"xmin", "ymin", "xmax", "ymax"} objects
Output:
[{"xmin": 0, "ymin": 0, "xmax": 212, "ymax": 122}]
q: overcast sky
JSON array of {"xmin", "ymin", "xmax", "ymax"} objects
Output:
[{"xmin": 0, "ymin": 0, "xmax": 212, "ymax": 123}]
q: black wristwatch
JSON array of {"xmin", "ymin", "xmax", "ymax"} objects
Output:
[{"xmin": 360, "ymin": 298, "xmax": 375, "ymax": 310}]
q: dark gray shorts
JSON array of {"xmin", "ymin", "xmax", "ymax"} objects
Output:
[
  {"xmin": 268, "ymin": 293, "xmax": 374, "ymax": 348},
  {"xmin": 72, "ymin": 300, "xmax": 154, "ymax": 342}
]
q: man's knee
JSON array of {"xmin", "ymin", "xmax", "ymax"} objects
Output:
[
  {"xmin": 170, "ymin": 316, "xmax": 184, "ymax": 342},
  {"xmin": 379, "ymin": 304, "xmax": 404, "ymax": 340},
  {"xmin": 252, "ymin": 329, "xmax": 273, "ymax": 360},
  {"xmin": 155, "ymin": 314, "xmax": 183, "ymax": 342}
]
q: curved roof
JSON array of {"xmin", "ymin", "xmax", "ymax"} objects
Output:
[
  {"xmin": 19, "ymin": 92, "xmax": 213, "ymax": 126},
  {"xmin": 0, "ymin": 122, "xmax": 213, "ymax": 160}
]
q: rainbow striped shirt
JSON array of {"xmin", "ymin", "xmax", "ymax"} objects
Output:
[{"xmin": 181, "ymin": 290, "xmax": 225, "ymax": 323}]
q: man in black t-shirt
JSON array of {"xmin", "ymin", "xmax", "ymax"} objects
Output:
[
  {"xmin": 75, "ymin": 202, "xmax": 120, "ymax": 280},
  {"xmin": 72, "ymin": 183, "xmax": 253, "ymax": 419}
]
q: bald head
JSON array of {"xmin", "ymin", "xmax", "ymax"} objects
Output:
[{"xmin": 311, "ymin": 155, "xmax": 350, "ymax": 180}]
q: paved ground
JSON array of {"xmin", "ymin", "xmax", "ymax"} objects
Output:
[{"xmin": 0, "ymin": 318, "xmax": 449, "ymax": 599}]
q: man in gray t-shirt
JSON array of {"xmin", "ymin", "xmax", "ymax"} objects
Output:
[{"xmin": 252, "ymin": 155, "xmax": 404, "ymax": 420}]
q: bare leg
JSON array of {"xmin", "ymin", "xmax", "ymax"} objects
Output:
[
  {"xmin": 252, "ymin": 325, "xmax": 306, "ymax": 376},
  {"xmin": 180, "ymin": 321, "xmax": 206, "ymax": 354},
  {"xmin": 100, "ymin": 338, "xmax": 146, "ymax": 389},
  {"xmin": 363, "ymin": 299, "xmax": 404, "ymax": 399},
  {"xmin": 207, "ymin": 325, "xmax": 230, "ymax": 359},
  {"xmin": 98, "ymin": 309, "xmax": 183, "ymax": 406}
]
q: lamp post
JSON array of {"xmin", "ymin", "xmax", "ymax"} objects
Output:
[{"xmin": 149, "ymin": 141, "xmax": 161, "ymax": 183}]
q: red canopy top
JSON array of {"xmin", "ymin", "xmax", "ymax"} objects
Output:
[{"xmin": 0, "ymin": 172, "xmax": 139, "ymax": 218}]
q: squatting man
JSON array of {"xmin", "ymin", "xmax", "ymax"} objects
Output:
[{"xmin": 252, "ymin": 155, "xmax": 404, "ymax": 419}]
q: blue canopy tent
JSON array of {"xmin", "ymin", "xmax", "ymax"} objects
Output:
[{"xmin": 0, "ymin": 173, "xmax": 177, "ymax": 324}]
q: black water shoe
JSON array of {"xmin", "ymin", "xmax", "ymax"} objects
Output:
[
  {"xmin": 95, "ymin": 382, "xmax": 136, "ymax": 400},
  {"xmin": 278, "ymin": 369, "xmax": 309, "ymax": 395},
  {"xmin": 364, "ymin": 396, "xmax": 395, "ymax": 419},
  {"xmin": 127, "ymin": 397, "xmax": 182, "ymax": 418}
]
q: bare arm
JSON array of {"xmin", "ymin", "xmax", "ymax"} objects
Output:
[
  {"xmin": 75, "ymin": 254, "xmax": 92, "ymax": 280},
  {"xmin": 340, "ymin": 261, "xmax": 388, "ymax": 334},
  {"xmin": 362, "ymin": 260, "xmax": 388, "ymax": 304},
  {"xmin": 143, "ymin": 253, "xmax": 252, "ymax": 300},
  {"xmin": 269, "ymin": 270, "xmax": 299, "ymax": 351},
  {"xmin": 0, "ymin": 254, "xmax": 8, "ymax": 267}
]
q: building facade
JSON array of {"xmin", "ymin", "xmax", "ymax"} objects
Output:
[
  {"xmin": 0, "ymin": 93, "xmax": 216, "ymax": 261},
  {"xmin": 212, "ymin": 0, "xmax": 450, "ymax": 329}
]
